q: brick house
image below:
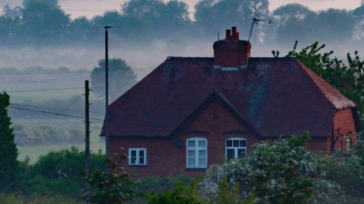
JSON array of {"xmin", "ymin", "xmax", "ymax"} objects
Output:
[{"xmin": 101, "ymin": 27, "xmax": 362, "ymax": 177}]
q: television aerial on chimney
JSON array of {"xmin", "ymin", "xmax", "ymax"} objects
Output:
[{"xmin": 248, "ymin": 17, "xmax": 271, "ymax": 42}]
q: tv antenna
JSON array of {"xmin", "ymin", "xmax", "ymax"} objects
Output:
[{"xmin": 248, "ymin": 18, "xmax": 271, "ymax": 42}]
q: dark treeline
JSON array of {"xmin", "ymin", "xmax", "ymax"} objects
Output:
[{"xmin": 2, "ymin": 0, "xmax": 364, "ymax": 48}]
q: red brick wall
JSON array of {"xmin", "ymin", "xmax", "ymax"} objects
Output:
[
  {"xmin": 108, "ymin": 101, "xmax": 338, "ymax": 177},
  {"xmin": 331, "ymin": 108, "xmax": 357, "ymax": 153}
]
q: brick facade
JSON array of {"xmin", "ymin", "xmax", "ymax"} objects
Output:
[{"xmin": 109, "ymin": 99, "xmax": 347, "ymax": 177}]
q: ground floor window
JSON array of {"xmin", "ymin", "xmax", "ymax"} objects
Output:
[
  {"xmin": 226, "ymin": 138, "xmax": 247, "ymax": 160},
  {"xmin": 129, "ymin": 148, "xmax": 146, "ymax": 165},
  {"xmin": 186, "ymin": 137, "xmax": 207, "ymax": 168}
]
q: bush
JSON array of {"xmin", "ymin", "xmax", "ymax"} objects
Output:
[
  {"xmin": 200, "ymin": 131, "xmax": 344, "ymax": 204},
  {"xmin": 31, "ymin": 146, "xmax": 105, "ymax": 186},
  {"xmin": 81, "ymin": 149, "xmax": 138, "ymax": 204},
  {"xmin": 138, "ymin": 174, "xmax": 194, "ymax": 194},
  {"xmin": 4, "ymin": 146, "xmax": 105, "ymax": 200},
  {"xmin": 0, "ymin": 192, "xmax": 82, "ymax": 204},
  {"xmin": 139, "ymin": 181, "xmax": 205, "ymax": 204}
]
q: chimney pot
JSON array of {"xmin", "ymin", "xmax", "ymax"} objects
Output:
[
  {"xmin": 226, "ymin": 30, "xmax": 231, "ymax": 40},
  {"xmin": 214, "ymin": 27, "xmax": 251, "ymax": 68},
  {"xmin": 232, "ymin": 27, "xmax": 237, "ymax": 35}
]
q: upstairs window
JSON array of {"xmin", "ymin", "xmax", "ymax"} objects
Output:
[
  {"xmin": 226, "ymin": 138, "xmax": 247, "ymax": 160},
  {"xmin": 129, "ymin": 148, "xmax": 146, "ymax": 165},
  {"xmin": 186, "ymin": 138, "xmax": 207, "ymax": 168}
]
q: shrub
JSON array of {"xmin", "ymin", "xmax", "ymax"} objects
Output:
[
  {"xmin": 138, "ymin": 174, "xmax": 194, "ymax": 194},
  {"xmin": 200, "ymin": 131, "xmax": 344, "ymax": 204},
  {"xmin": 0, "ymin": 192, "xmax": 82, "ymax": 204},
  {"xmin": 81, "ymin": 149, "xmax": 138, "ymax": 204},
  {"xmin": 31, "ymin": 146, "xmax": 105, "ymax": 186},
  {"xmin": 139, "ymin": 181, "xmax": 205, "ymax": 204}
]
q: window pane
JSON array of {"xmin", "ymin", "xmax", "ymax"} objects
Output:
[
  {"xmin": 226, "ymin": 140, "xmax": 232, "ymax": 147},
  {"xmin": 188, "ymin": 150, "xmax": 195, "ymax": 158},
  {"xmin": 188, "ymin": 158, "xmax": 195, "ymax": 166},
  {"xmin": 199, "ymin": 158, "xmax": 206, "ymax": 166},
  {"xmin": 233, "ymin": 140, "xmax": 239, "ymax": 147},
  {"xmin": 131, "ymin": 150, "xmax": 136, "ymax": 156},
  {"xmin": 139, "ymin": 157, "xmax": 145, "ymax": 164},
  {"xmin": 238, "ymin": 149, "xmax": 246, "ymax": 158},
  {"xmin": 198, "ymin": 140, "xmax": 206, "ymax": 147},
  {"xmin": 188, "ymin": 140, "xmax": 195, "ymax": 147},
  {"xmin": 240, "ymin": 140, "xmax": 246, "ymax": 147},
  {"xmin": 139, "ymin": 150, "xmax": 144, "ymax": 157},
  {"xmin": 131, "ymin": 158, "xmax": 136, "ymax": 164},
  {"xmin": 227, "ymin": 149, "xmax": 234, "ymax": 160},
  {"xmin": 198, "ymin": 150, "xmax": 206, "ymax": 158}
]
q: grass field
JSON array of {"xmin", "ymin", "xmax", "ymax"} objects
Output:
[{"xmin": 12, "ymin": 118, "xmax": 105, "ymax": 164}]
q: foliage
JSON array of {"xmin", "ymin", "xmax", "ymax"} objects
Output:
[
  {"xmin": 214, "ymin": 177, "xmax": 254, "ymax": 204},
  {"xmin": 21, "ymin": 0, "xmax": 70, "ymax": 46},
  {"xmin": 139, "ymin": 181, "xmax": 206, "ymax": 204},
  {"xmin": 138, "ymin": 174, "xmax": 195, "ymax": 194},
  {"xmin": 0, "ymin": 92, "xmax": 19, "ymax": 188},
  {"xmin": 274, "ymin": 8, "xmax": 356, "ymax": 45},
  {"xmin": 194, "ymin": 0, "xmax": 269, "ymax": 38},
  {"xmin": 200, "ymin": 131, "xmax": 345, "ymax": 204},
  {"xmin": 81, "ymin": 149, "xmax": 138, "ymax": 204},
  {"xmin": 31, "ymin": 146, "xmax": 105, "ymax": 186},
  {"xmin": 0, "ymin": 192, "xmax": 81, "ymax": 204},
  {"xmin": 90, "ymin": 58, "xmax": 137, "ymax": 102},
  {"xmin": 321, "ymin": 152, "xmax": 364, "ymax": 201}
]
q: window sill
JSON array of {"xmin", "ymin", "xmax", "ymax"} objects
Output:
[
  {"xmin": 128, "ymin": 165, "xmax": 147, "ymax": 167},
  {"xmin": 184, "ymin": 168, "xmax": 207, "ymax": 172}
]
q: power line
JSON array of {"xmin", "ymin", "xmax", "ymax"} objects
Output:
[
  {"xmin": 7, "ymin": 87, "xmax": 83, "ymax": 93},
  {"xmin": 10, "ymin": 102, "xmax": 104, "ymax": 115},
  {"xmin": 9, "ymin": 106, "xmax": 104, "ymax": 122}
]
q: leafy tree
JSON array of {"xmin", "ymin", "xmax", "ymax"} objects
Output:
[
  {"xmin": 140, "ymin": 181, "xmax": 206, "ymax": 204},
  {"xmin": 80, "ymin": 149, "xmax": 138, "ymax": 204},
  {"xmin": 21, "ymin": 0, "xmax": 70, "ymax": 45},
  {"xmin": 122, "ymin": 0, "xmax": 190, "ymax": 39},
  {"xmin": 275, "ymin": 8, "xmax": 355, "ymax": 45},
  {"xmin": 22, "ymin": 0, "xmax": 58, "ymax": 8},
  {"xmin": 90, "ymin": 58, "xmax": 137, "ymax": 102},
  {"xmin": 0, "ymin": 92, "xmax": 19, "ymax": 188},
  {"xmin": 194, "ymin": 0, "xmax": 269, "ymax": 39},
  {"xmin": 273, "ymin": 3, "xmax": 315, "ymax": 22},
  {"xmin": 67, "ymin": 16, "xmax": 94, "ymax": 44},
  {"xmin": 200, "ymin": 132, "xmax": 345, "ymax": 203}
]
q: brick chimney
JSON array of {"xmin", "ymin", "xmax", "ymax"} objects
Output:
[{"xmin": 213, "ymin": 27, "xmax": 251, "ymax": 68}]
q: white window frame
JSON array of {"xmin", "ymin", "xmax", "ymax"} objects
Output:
[
  {"xmin": 347, "ymin": 138, "xmax": 352, "ymax": 152},
  {"xmin": 128, "ymin": 148, "xmax": 147, "ymax": 165},
  {"xmin": 186, "ymin": 137, "xmax": 207, "ymax": 168},
  {"xmin": 339, "ymin": 140, "xmax": 342, "ymax": 151},
  {"xmin": 225, "ymin": 137, "xmax": 247, "ymax": 159}
]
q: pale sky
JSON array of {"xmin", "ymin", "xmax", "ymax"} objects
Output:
[{"xmin": 0, "ymin": 0, "xmax": 362, "ymax": 19}]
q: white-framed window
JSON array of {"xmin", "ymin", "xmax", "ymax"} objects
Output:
[
  {"xmin": 186, "ymin": 137, "xmax": 207, "ymax": 168},
  {"xmin": 129, "ymin": 148, "xmax": 146, "ymax": 165},
  {"xmin": 339, "ymin": 140, "xmax": 342, "ymax": 151},
  {"xmin": 347, "ymin": 138, "xmax": 352, "ymax": 152},
  {"xmin": 225, "ymin": 138, "xmax": 247, "ymax": 160}
]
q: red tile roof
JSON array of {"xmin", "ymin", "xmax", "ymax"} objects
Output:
[{"xmin": 101, "ymin": 57, "xmax": 359, "ymax": 137}]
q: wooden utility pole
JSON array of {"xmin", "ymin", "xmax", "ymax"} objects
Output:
[{"xmin": 85, "ymin": 80, "xmax": 90, "ymax": 176}]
